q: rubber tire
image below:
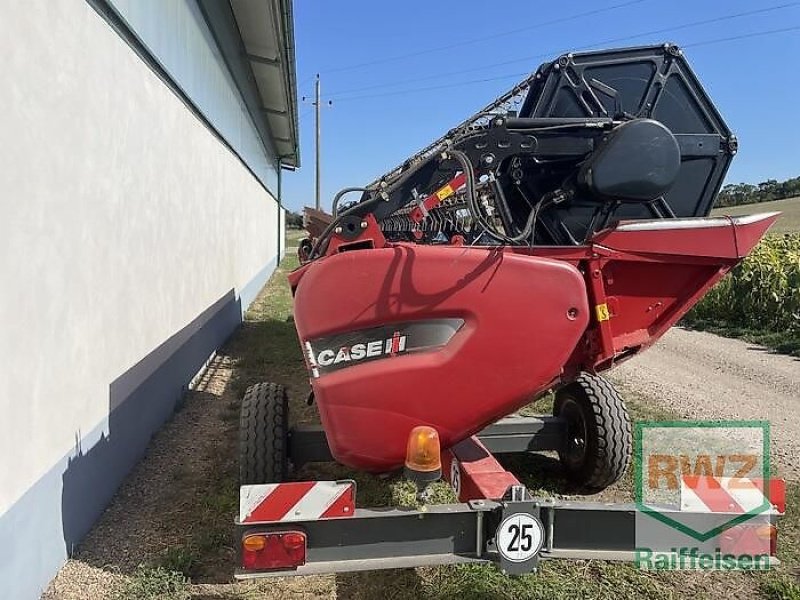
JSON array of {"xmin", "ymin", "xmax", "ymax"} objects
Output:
[
  {"xmin": 553, "ymin": 373, "xmax": 631, "ymax": 493},
  {"xmin": 239, "ymin": 382, "xmax": 289, "ymax": 485}
]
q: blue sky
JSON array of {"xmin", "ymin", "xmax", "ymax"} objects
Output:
[{"xmin": 280, "ymin": 1, "xmax": 800, "ymax": 212}]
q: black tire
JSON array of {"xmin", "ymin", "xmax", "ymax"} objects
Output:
[
  {"xmin": 553, "ymin": 373, "xmax": 631, "ymax": 493},
  {"xmin": 239, "ymin": 382, "xmax": 289, "ymax": 485}
]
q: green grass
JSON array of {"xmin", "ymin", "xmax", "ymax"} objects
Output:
[
  {"xmin": 121, "ymin": 566, "xmax": 190, "ymax": 600},
  {"xmin": 760, "ymin": 575, "xmax": 800, "ymax": 600},
  {"xmin": 155, "ymin": 546, "xmax": 198, "ymax": 578},
  {"xmin": 680, "ymin": 320, "xmax": 800, "ymax": 357},
  {"xmin": 712, "ymin": 196, "xmax": 800, "ymax": 234}
]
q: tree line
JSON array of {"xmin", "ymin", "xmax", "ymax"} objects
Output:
[
  {"xmin": 716, "ymin": 176, "xmax": 800, "ymax": 208},
  {"xmin": 285, "ymin": 211, "xmax": 304, "ymax": 229},
  {"xmin": 284, "ymin": 175, "xmax": 800, "ymax": 223}
]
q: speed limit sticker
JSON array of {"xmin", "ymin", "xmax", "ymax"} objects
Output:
[{"xmin": 496, "ymin": 512, "xmax": 544, "ymax": 562}]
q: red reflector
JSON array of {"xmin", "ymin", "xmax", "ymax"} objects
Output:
[
  {"xmin": 768, "ymin": 479, "xmax": 786, "ymax": 514},
  {"xmin": 241, "ymin": 530, "xmax": 307, "ymax": 571}
]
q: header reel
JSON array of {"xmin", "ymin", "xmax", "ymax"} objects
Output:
[{"xmin": 312, "ymin": 43, "xmax": 736, "ymax": 256}]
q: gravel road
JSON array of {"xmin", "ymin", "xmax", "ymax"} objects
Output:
[{"xmin": 609, "ymin": 328, "xmax": 800, "ymax": 479}]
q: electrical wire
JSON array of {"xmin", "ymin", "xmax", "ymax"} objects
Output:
[
  {"xmin": 333, "ymin": 72, "xmax": 531, "ymax": 103},
  {"xmin": 683, "ymin": 24, "xmax": 800, "ymax": 48},
  {"xmin": 323, "ymin": 3, "xmax": 800, "ymax": 101},
  {"xmin": 320, "ymin": 0, "xmax": 650, "ymax": 75},
  {"xmin": 322, "ymin": 23, "xmax": 800, "ymax": 104}
]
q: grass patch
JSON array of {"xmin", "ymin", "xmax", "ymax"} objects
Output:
[
  {"xmin": 778, "ymin": 485, "xmax": 800, "ymax": 566},
  {"xmin": 286, "ymin": 228, "xmax": 307, "ymax": 243},
  {"xmin": 121, "ymin": 566, "xmax": 190, "ymax": 600},
  {"xmin": 155, "ymin": 546, "xmax": 198, "ymax": 578},
  {"xmin": 680, "ymin": 319, "xmax": 800, "ymax": 357},
  {"xmin": 418, "ymin": 561, "xmax": 680, "ymax": 600},
  {"xmin": 760, "ymin": 574, "xmax": 800, "ymax": 600}
]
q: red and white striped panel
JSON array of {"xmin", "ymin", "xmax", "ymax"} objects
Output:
[
  {"xmin": 240, "ymin": 480, "xmax": 356, "ymax": 524},
  {"xmin": 681, "ymin": 476, "xmax": 785, "ymax": 514}
]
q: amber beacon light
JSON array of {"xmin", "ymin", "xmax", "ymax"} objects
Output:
[{"xmin": 404, "ymin": 425, "xmax": 442, "ymax": 485}]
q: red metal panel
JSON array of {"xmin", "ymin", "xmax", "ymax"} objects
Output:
[
  {"xmin": 293, "ymin": 246, "xmax": 589, "ymax": 472},
  {"xmin": 443, "ymin": 437, "xmax": 521, "ymax": 501},
  {"xmin": 591, "ymin": 213, "xmax": 778, "ymax": 259}
]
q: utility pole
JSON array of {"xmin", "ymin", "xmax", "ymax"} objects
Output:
[
  {"xmin": 302, "ymin": 75, "xmax": 331, "ymax": 211},
  {"xmin": 314, "ymin": 73, "xmax": 321, "ymax": 210}
]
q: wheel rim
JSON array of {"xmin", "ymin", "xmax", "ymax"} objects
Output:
[{"xmin": 559, "ymin": 397, "xmax": 588, "ymax": 469}]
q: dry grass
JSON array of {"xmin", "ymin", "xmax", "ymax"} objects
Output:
[
  {"xmin": 286, "ymin": 228, "xmax": 307, "ymax": 243},
  {"xmin": 712, "ymin": 196, "xmax": 800, "ymax": 234}
]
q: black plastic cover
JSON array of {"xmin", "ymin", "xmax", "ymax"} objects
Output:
[
  {"xmin": 577, "ymin": 119, "xmax": 680, "ymax": 202},
  {"xmin": 518, "ymin": 44, "xmax": 735, "ymax": 243}
]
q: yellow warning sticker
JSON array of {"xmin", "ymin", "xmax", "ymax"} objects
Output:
[
  {"xmin": 595, "ymin": 303, "xmax": 610, "ymax": 322},
  {"xmin": 436, "ymin": 184, "xmax": 454, "ymax": 200}
]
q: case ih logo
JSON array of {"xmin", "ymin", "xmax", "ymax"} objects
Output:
[
  {"xmin": 311, "ymin": 332, "xmax": 407, "ymax": 369},
  {"xmin": 302, "ymin": 319, "xmax": 463, "ymax": 378}
]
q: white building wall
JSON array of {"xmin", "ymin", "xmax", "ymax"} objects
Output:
[
  {"xmin": 0, "ymin": 2, "xmax": 285, "ymax": 598},
  {"xmin": 106, "ymin": 0, "xmax": 280, "ymax": 193}
]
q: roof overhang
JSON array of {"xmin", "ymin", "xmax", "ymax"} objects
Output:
[
  {"xmin": 230, "ymin": 0, "xmax": 299, "ymax": 168},
  {"xmin": 199, "ymin": 0, "xmax": 299, "ymax": 170}
]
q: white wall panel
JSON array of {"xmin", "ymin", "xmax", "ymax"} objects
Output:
[{"xmin": 0, "ymin": 2, "xmax": 285, "ymax": 597}]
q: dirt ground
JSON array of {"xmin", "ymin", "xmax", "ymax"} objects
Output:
[{"xmin": 610, "ymin": 327, "xmax": 800, "ymax": 479}]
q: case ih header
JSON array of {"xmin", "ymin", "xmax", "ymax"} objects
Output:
[{"xmin": 237, "ymin": 44, "xmax": 782, "ymax": 577}]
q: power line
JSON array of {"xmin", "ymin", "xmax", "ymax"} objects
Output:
[
  {"xmin": 326, "ymin": 65, "xmax": 522, "ymax": 99},
  {"xmin": 297, "ymin": 74, "xmax": 316, "ymax": 89},
  {"xmin": 328, "ymin": 24, "xmax": 800, "ymax": 104},
  {"xmin": 333, "ymin": 72, "xmax": 530, "ymax": 103},
  {"xmin": 324, "ymin": 2, "xmax": 800, "ymax": 100},
  {"xmin": 321, "ymin": 0, "xmax": 650, "ymax": 75},
  {"xmin": 572, "ymin": 1, "xmax": 800, "ymax": 51},
  {"xmin": 295, "ymin": 76, "xmax": 317, "ymax": 104},
  {"xmin": 683, "ymin": 24, "xmax": 800, "ymax": 47}
]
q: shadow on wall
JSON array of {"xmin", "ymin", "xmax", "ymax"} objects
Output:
[{"xmin": 60, "ymin": 289, "xmax": 243, "ymax": 554}]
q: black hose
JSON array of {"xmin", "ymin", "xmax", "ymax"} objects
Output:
[
  {"xmin": 311, "ymin": 146, "xmax": 550, "ymax": 259},
  {"xmin": 331, "ymin": 187, "xmax": 370, "ymax": 217},
  {"xmin": 447, "ymin": 149, "xmax": 543, "ymax": 245},
  {"xmin": 309, "ymin": 194, "xmax": 384, "ymax": 260},
  {"xmin": 310, "ymin": 154, "xmax": 442, "ymax": 260}
]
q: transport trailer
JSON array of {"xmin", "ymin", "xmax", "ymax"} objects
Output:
[
  {"xmin": 235, "ymin": 396, "xmax": 785, "ymax": 577},
  {"xmin": 234, "ymin": 43, "xmax": 785, "ymax": 577}
]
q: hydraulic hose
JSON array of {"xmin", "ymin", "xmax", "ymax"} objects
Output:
[
  {"xmin": 310, "ymin": 154, "xmax": 442, "ymax": 260},
  {"xmin": 447, "ymin": 149, "xmax": 542, "ymax": 245},
  {"xmin": 331, "ymin": 187, "xmax": 369, "ymax": 217}
]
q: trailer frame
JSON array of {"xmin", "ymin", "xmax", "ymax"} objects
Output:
[{"xmin": 236, "ymin": 415, "xmax": 783, "ymax": 578}]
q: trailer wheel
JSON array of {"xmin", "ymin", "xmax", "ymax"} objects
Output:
[
  {"xmin": 240, "ymin": 382, "xmax": 289, "ymax": 485},
  {"xmin": 553, "ymin": 373, "xmax": 631, "ymax": 493}
]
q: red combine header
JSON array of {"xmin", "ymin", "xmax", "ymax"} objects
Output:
[{"xmin": 238, "ymin": 44, "xmax": 782, "ymax": 578}]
